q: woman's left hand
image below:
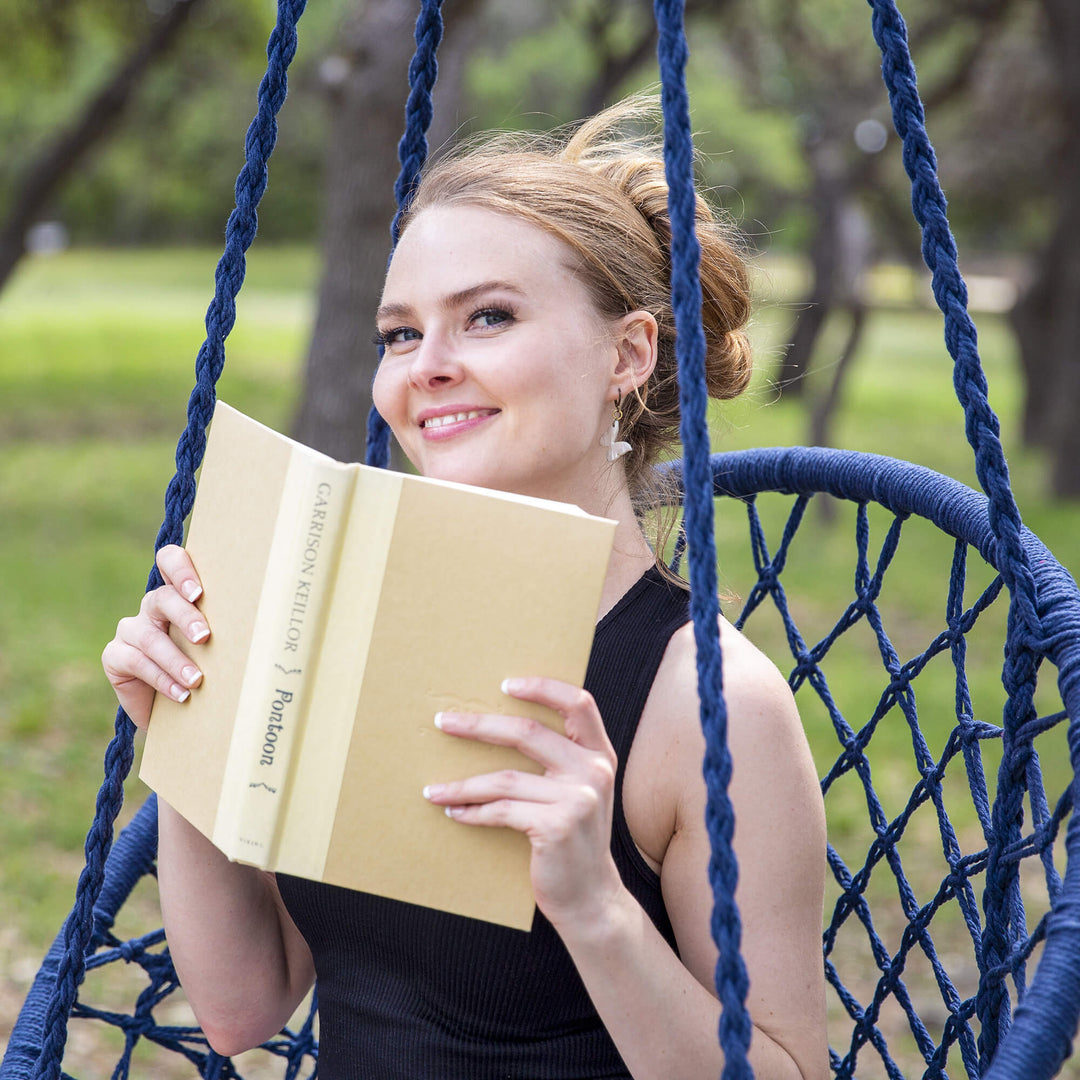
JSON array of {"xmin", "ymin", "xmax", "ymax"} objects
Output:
[{"xmin": 422, "ymin": 676, "xmax": 625, "ymax": 932}]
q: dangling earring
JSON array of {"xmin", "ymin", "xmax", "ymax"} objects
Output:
[{"xmin": 600, "ymin": 390, "xmax": 632, "ymax": 462}]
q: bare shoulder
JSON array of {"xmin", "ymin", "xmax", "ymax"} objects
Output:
[
  {"xmin": 637, "ymin": 615, "xmax": 808, "ymax": 785},
  {"xmin": 624, "ymin": 611, "xmax": 829, "ymax": 1076},
  {"xmin": 624, "ymin": 611, "xmax": 817, "ymax": 868},
  {"xmin": 660, "ymin": 615, "xmax": 799, "ymax": 723}
]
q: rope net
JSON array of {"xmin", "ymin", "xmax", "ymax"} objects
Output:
[
  {"xmin": 13, "ymin": 455, "xmax": 1077, "ymax": 1080},
  {"xmin": 5, "ymin": 0, "xmax": 1080, "ymax": 1076},
  {"xmin": 717, "ymin": 492, "xmax": 1068, "ymax": 1079}
]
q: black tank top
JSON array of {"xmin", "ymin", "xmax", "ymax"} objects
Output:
[{"xmin": 277, "ymin": 566, "xmax": 691, "ymax": 1079}]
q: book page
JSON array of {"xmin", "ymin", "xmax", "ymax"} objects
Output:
[
  {"xmin": 321, "ymin": 477, "xmax": 615, "ymax": 929},
  {"xmin": 141, "ymin": 404, "xmax": 295, "ymax": 835}
]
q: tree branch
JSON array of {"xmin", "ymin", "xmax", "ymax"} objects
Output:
[{"xmin": 0, "ymin": 0, "xmax": 207, "ymax": 293}]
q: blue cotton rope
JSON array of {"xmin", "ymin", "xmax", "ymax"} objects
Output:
[
  {"xmin": 365, "ymin": 0, "xmax": 445, "ymax": 470},
  {"xmin": 19, "ymin": 0, "xmax": 1079, "ymax": 1077},
  {"xmin": 653, "ymin": 2, "xmax": 752, "ymax": 1078},
  {"xmin": 28, "ymin": 3, "xmax": 309, "ymax": 1077},
  {"xmin": 865, "ymin": 1, "xmax": 1048, "ymax": 1071},
  {"xmin": 706, "ymin": 446, "xmax": 1080, "ymax": 1079}
]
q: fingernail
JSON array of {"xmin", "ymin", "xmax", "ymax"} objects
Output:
[
  {"xmin": 181, "ymin": 665, "xmax": 202, "ymax": 687},
  {"xmin": 423, "ymin": 784, "xmax": 445, "ymax": 800},
  {"xmin": 501, "ymin": 678, "xmax": 522, "ymax": 695},
  {"xmin": 182, "ymin": 581, "xmax": 203, "ymax": 603},
  {"xmin": 189, "ymin": 621, "xmax": 209, "ymax": 643},
  {"xmin": 434, "ymin": 712, "xmax": 446, "ymax": 729},
  {"xmin": 170, "ymin": 684, "xmax": 190, "ymax": 703}
]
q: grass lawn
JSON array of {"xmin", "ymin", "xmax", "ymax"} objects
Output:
[{"xmin": 1, "ymin": 245, "xmax": 1077, "ymax": 1077}]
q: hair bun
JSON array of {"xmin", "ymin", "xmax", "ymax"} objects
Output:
[{"xmin": 402, "ymin": 91, "xmax": 754, "ymax": 486}]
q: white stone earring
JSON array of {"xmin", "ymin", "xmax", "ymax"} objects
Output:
[{"xmin": 600, "ymin": 390, "xmax": 632, "ymax": 462}]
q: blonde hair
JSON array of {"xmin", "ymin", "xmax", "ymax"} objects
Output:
[{"xmin": 398, "ymin": 95, "xmax": 753, "ymax": 555}]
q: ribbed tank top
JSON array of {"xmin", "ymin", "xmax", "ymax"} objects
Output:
[{"xmin": 277, "ymin": 566, "xmax": 691, "ymax": 1079}]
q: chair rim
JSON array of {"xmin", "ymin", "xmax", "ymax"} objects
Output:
[
  {"xmin": 7, "ymin": 446, "xmax": 1079, "ymax": 1080},
  {"xmin": 679, "ymin": 445, "xmax": 1080, "ymax": 694},
  {"xmin": 671, "ymin": 443, "xmax": 1080, "ymax": 1078}
]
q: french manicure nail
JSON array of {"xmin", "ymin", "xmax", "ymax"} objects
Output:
[
  {"xmin": 181, "ymin": 665, "xmax": 202, "ymax": 687},
  {"xmin": 182, "ymin": 581, "xmax": 203, "ymax": 602},
  {"xmin": 189, "ymin": 622, "xmax": 209, "ymax": 643},
  {"xmin": 171, "ymin": 684, "xmax": 190, "ymax": 703}
]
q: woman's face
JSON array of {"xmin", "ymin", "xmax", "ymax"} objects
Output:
[{"xmin": 372, "ymin": 204, "xmax": 625, "ymax": 507}]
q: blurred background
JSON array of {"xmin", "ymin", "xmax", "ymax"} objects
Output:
[{"xmin": 2, "ymin": 0, "xmax": 1078, "ymax": 1070}]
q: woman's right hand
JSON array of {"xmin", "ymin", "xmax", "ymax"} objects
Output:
[{"xmin": 101, "ymin": 545, "xmax": 210, "ymax": 730}]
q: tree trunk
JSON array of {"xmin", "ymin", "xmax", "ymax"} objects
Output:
[
  {"xmin": 0, "ymin": 0, "xmax": 206, "ymax": 294},
  {"xmin": 1040, "ymin": 184, "xmax": 1080, "ymax": 496},
  {"xmin": 290, "ymin": 0, "xmax": 480, "ymax": 463},
  {"xmin": 1010, "ymin": 237, "xmax": 1063, "ymax": 449},
  {"xmin": 1010, "ymin": 0, "xmax": 1080, "ymax": 495},
  {"xmin": 808, "ymin": 298, "xmax": 867, "ymax": 450},
  {"xmin": 776, "ymin": 137, "xmax": 848, "ymax": 398}
]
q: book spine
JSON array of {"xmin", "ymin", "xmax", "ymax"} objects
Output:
[{"xmin": 212, "ymin": 452, "xmax": 354, "ymax": 867}]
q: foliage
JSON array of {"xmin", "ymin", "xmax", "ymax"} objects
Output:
[
  {"xmin": 0, "ymin": 245, "xmax": 1076, "ymax": 958},
  {"xmin": 0, "ymin": 0, "xmax": 1057, "ymax": 253},
  {"xmin": 0, "ymin": 0, "xmax": 351, "ymax": 244}
]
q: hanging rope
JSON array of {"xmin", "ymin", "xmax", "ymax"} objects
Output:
[
  {"xmin": 29, "ymin": 3, "xmax": 309, "ymax": 1076},
  {"xmin": 653, "ymin": 2, "xmax": 752, "ymax": 1077},
  {"xmin": 366, "ymin": 0, "xmax": 445, "ymax": 469},
  {"xmin": 865, "ymin": 1, "xmax": 1046, "ymax": 1070}
]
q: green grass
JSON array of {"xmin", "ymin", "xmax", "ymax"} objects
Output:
[
  {"xmin": 0, "ymin": 247, "xmax": 315, "ymax": 958},
  {"xmin": 1, "ymin": 246, "xmax": 1078, "ymax": 1075}
]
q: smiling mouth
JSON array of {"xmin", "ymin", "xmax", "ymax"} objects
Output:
[{"xmin": 420, "ymin": 409, "xmax": 498, "ymax": 430}]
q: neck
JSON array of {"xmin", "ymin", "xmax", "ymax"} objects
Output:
[{"xmin": 593, "ymin": 485, "xmax": 657, "ymax": 621}]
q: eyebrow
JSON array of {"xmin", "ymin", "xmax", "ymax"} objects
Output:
[{"xmin": 376, "ymin": 280, "xmax": 527, "ymax": 324}]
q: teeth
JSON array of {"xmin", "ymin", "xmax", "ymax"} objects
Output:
[{"xmin": 422, "ymin": 410, "xmax": 491, "ymax": 429}]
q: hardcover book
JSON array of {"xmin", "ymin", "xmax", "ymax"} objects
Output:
[{"xmin": 139, "ymin": 402, "xmax": 616, "ymax": 930}]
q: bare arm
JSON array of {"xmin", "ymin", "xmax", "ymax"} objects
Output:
[
  {"xmin": 156, "ymin": 803, "xmax": 314, "ymax": 1055},
  {"xmin": 102, "ymin": 545, "xmax": 315, "ymax": 1055},
  {"xmin": 559, "ymin": 622, "xmax": 827, "ymax": 1079},
  {"xmin": 423, "ymin": 625, "xmax": 828, "ymax": 1080}
]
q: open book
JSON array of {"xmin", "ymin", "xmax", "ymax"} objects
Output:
[{"xmin": 139, "ymin": 402, "xmax": 616, "ymax": 929}]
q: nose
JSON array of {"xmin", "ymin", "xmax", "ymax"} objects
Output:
[{"xmin": 407, "ymin": 332, "xmax": 464, "ymax": 391}]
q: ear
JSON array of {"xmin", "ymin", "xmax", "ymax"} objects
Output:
[{"xmin": 609, "ymin": 310, "xmax": 658, "ymax": 399}]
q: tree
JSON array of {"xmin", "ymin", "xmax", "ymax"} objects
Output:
[
  {"xmin": 290, "ymin": 0, "xmax": 485, "ymax": 462},
  {"xmin": 1008, "ymin": 0, "xmax": 1080, "ymax": 495},
  {"xmin": 0, "ymin": 0, "xmax": 347, "ymax": 269},
  {"xmin": 718, "ymin": 0, "xmax": 1016, "ymax": 422},
  {"xmin": 0, "ymin": 0, "xmax": 208, "ymax": 293}
]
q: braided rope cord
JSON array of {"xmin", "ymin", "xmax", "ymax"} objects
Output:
[
  {"xmin": 696, "ymin": 446, "xmax": 1080, "ymax": 1079},
  {"xmin": 12, "ymin": 1, "xmax": 448, "ymax": 1076},
  {"xmin": 11, "ymin": 0, "xmax": 1079, "ymax": 1078},
  {"xmin": 25, "ymin": 2, "xmax": 309, "ymax": 1077},
  {"xmin": 364, "ymin": 2, "xmax": 444, "ymax": 468},
  {"xmin": 653, "ymin": 2, "xmax": 752, "ymax": 1077},
  {"xmin": 866, "ymin": 2, "xmax": 1054, "ymax": 1072}
]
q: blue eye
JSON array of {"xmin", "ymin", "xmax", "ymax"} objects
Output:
[
  {"xmin": 470, "ymin": 307, "xmax": 514, "ymax": 329},
  {"xmin": 372, "ymin": 326, "xmax": 420, "ymax": 347}
]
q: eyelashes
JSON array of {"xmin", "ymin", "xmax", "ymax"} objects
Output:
[
  {"xmin": 371, "ymin": 327, "xmax": 403, "ymax": 348},
  {"xmin": 372, "ymin": 305, "xmax": 517, "ymax": 349},
  {"xmin": 469, "ymin": 305, "xmax": 516, "ymax": 329}
]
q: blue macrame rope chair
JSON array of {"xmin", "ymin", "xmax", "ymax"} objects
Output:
[{"xmin": 3, "ymin": 0, "xmax": 1079, "ymax": 1077}]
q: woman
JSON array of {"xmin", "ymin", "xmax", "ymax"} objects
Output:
[{"xmin": 102, "ymin": 98, "xmax": 828, "ymax": 1080}]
